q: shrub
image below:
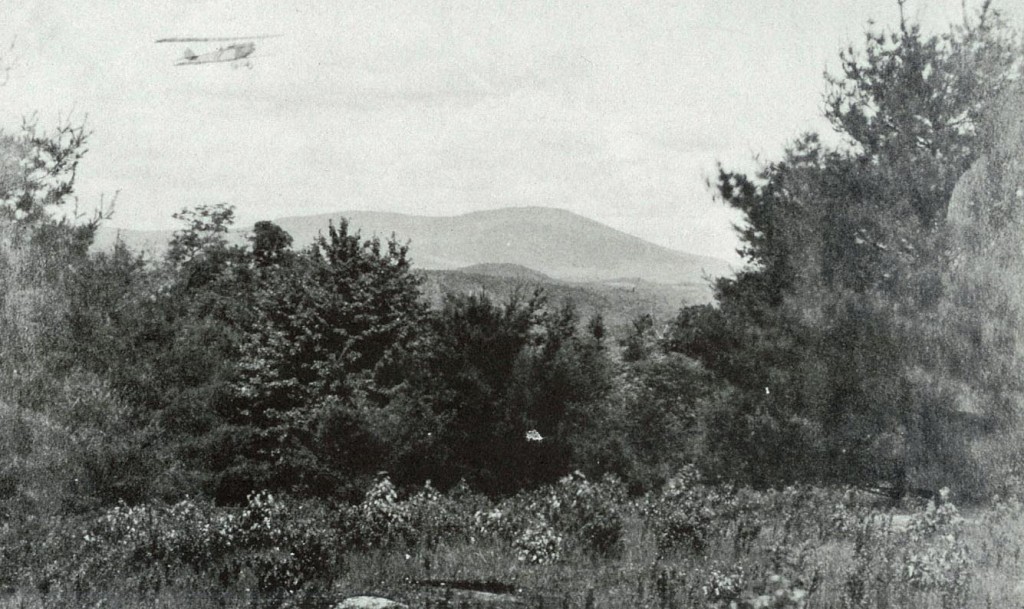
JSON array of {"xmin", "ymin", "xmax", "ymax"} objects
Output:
[
  {"xmin": 342, "ymin": 475, "xmax": 415, "ymax": 549},
  {"xmin": 26, "ymin": 491, "xmax": 342, "ymax": 600},
  {"xmin": 541, "ymin": 472, "xmax": 626, "ymax": 557},
  {"xmin": 648, "ymin": 468, "xmax": 718, "ymax": 555},
  {"xmin": 404, "ymin": 481, "xmax": 481, "ymax": 548},
  {"xmin": 702, "ymin": 563, "xmax": 746, "ymax": 605},
  {"xmin": 732, "ymin": 574, "xmax": 809, "ymax": 609},
  {"xmin": 512, "ymin": 520, "xmax": 563, "ymax": 565}
]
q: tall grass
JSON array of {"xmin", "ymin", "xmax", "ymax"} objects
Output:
[{"xmin": 5, "ymin": 472, "xmax": 1024, "ymax": 609}]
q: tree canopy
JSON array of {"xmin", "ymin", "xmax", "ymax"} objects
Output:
[{"xmin": 667, "ymin": 3, "xmax": 1024, "ymax": 496}]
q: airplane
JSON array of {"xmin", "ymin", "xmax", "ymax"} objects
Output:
[{"xmin": 155, "ymin": 36, "xmax": 280, "ymax": 68}]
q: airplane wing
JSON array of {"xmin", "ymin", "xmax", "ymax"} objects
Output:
[{"xmin": 156, "ymin": 35, "xmax": 280, "ymax": 43}]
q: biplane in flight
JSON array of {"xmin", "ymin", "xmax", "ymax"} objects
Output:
[{"xmin": 155, "ymin": 36, "xmax": 280, "ymax": 68}]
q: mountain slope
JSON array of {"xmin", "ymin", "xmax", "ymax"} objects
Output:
[
  {"xmin": 272, "ymin": 207, "xmax": 730, "ymax": 283},
  {"xmin": 419, "ymin": 268, "xmax": 711, "ymax": 334},
  {"xmin": 93, "ymin": 206, "xmax": 733, "ymax": 286}
]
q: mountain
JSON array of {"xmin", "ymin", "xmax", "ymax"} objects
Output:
[
  {"xmin": 273, "ymin": 207, "xmax": 731, "ymax": 284},
  {"xmin": 93, "ymin": 207, "xmax": 733, "ymax": 287}
]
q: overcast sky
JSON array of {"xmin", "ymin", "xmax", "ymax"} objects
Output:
[{"xmin": 3, "ymin": 1, "xmax": 1021, "ymax": 262}]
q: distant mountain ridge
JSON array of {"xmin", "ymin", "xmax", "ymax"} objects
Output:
[{"xmin": 94, "ymin": 207, "xmax": 732, "ymax": 288}]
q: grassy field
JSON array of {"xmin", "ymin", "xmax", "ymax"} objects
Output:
[{"xmin": 3, "ymin": 473, "xmax": 1024, "ymax": 609}]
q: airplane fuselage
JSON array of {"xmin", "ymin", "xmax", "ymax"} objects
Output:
[{"xmin": 176, "ymin": 42, "xmax": 256, "ymax": 66}]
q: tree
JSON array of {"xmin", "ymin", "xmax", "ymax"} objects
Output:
[
  {"xmin": 405, "ymin": 291, "xmax": 611, "ymax": 494},
  {"xmin": 249, "ymin": 220, "xmax": 293, "ymax": 267},
  {"xmin": 566, "ymin": 351, "xmax": 717, "ymax": 493},
  {"xmin": 620, "ymin": 313, "xmax": 656, "ymax": 363},
  {"xmin": 0, "ymin": 117, "xmax": 172, "ymax": 514},
  {"xmin": 222, "ymin": 219, "xmax": 429, "ymax": 499},
  {"xmin": 667, "ymin": 4, "xmax": 1022, "ymax": 494},
  {"xmin": 0, "ymin": 116, "xmax": 100, "ymax": 408}
]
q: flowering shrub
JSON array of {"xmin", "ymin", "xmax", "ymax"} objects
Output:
[
  {"xmin": 702, "ymin": 563, "xmax": 746, "ymax": 604},
  {"xmin": 28, "ymin": 492, "xmax": 341, "ymax": 599},
  {"xmin": 472, "ymin": 505, "xmax": 516, "ymax": 541},
  {"xmin": 896, "ymin": 490, "xmax": 972, "ymax": 605},
  {"xmin": 903, "ymin": 488, "xmax": 962, "ymax": 540},
  {"xmin": 340, "ymin": 476, "xmax": 484, "ymax": 550},
  {"xmin": 835, "ymin": 487, "xmax": 975, "ymax": 608},
  {"xmin": 509, "ymin": 472, "xmax": 626, "ymax": 558},
  {"xmin": 901, "ymin": 533, "xmax": 971, "ymax": 592},
  {"xmin": 472, "ymin": 472, "xmax": 625, "ymax": 560},
  {"xmin": 730, "ymin": 574, "xmax": 809, "ymax": 609},
  {"xmin": 512, "ymin": 520, "xmax": 564, "ymax": 564},
  {"xmin": 648, "ymin": 468, "xmax": 719, "ymax": 554},
  {"xmin": 646, "ymin": 468, "xmax": 860, "ymax": 561},
  {"xmin": 656, "ymin": 499, "xmax": 715, "ymax": 554},
  {"xmin": 541, "ymin": 472, "xmax": 626, "ymax": 557},
  {"xmin": 10, "ymin": 472, "xmax": 999, "ymax": 608},
  {"xmin": 404, "ymin": 481, "xmax": 482, "ymax": 548},
  {"xmin": 342, "ymin": 475, "xmax": 415, "ymax": 549},
  {"xmin": 233, "ymin": 491, "xmax": 339, "ymax": 594}
]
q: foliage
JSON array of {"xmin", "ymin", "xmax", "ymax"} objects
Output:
[
  {"xmin": 728, "ymin": 574, "xmax": 809, "ymax": 609},
  {"xmin": 477, "ymin": 472, "xmax": 626, "ymax": 561},
  {"xmin": 408, "ymin": 291, "xmax": 611, "ymax": 494},
  {"xmin": 166, "ymin": 203, "xmax": 237, "ymax": 267},
  {"xmin": 22, "ymin": 491, "xmax": 341, "ymax": 604},
  {"xmin": 338, "ymin": 475, "xmax": 487, "ymax": 552},
  {"xmin": 226, "ymin": 219, "xmax": 429, "ymax": 499},
  {"xmin": 620, "ymin": 312, "xmax": 657, "ymax": 362},
  {"xmin": 566, "ymin": 352, "xmax": 717, "ymax": 492},
  {"xmin": 342, "ymin": 475, "xmax": 415, "ymax": 549},
  {"xmin": 533, "ymin": 472, "xmax": 626, "ymax": 557},
  {"xmin": 55, "ymin": 204, "xmax": 262, "ymax": 502},
  {"xmin": 666, "ymin": 4, "xmax": 1023, "ymax": 494},
  {"xmin": 249, "ymin": 219, "xmax": 294, "ymax": 267},
  {"xmin": 7, "ymin": 471, "xmax": 1022, "ymax": 609},
  {"xmin": 513, "ymin": 520, "xmax": 564, "ymax": 565},
  {"xmin": 0, "ymin": 117, "xmax": 168, "ymax": 522},
  {"xmin": 0, "ymin": 116, "xmax": 90, "ymax": 226}
]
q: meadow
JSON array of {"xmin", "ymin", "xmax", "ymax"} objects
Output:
[{"xmin": 3, "ymin": 469, "xmax": 1021, "ymax": 609}]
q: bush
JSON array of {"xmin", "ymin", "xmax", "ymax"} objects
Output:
[
  {"xmin": 404, "ymin": 480, "xmax": 483, "ymax": 548},
  {"xmin": 484, "ymin": 472, "xmax": 626, "ymax": 560},
  {"xmin": 341, "ymin": 475, "xmax": 414, "ymax": 549},
  {"xmin": 26, "ymin": 491, "xmax": 342, "ymax": 600},
  {"xmin": 512, "ymin": 520, "xmax": 563, "ymax": 564},
  {"xmin": 341, "ymin": 475, "xmax": 485, "ymax": 550}
]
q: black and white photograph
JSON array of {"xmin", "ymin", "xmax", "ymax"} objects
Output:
[{"xmin": 3, "ymin": 1, "xmax": 1024, "ymax": 607}]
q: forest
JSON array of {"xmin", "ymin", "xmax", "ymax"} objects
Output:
[{"xmin": 4, "ymin": 5, "xmax": 1024, "ymax": 608}]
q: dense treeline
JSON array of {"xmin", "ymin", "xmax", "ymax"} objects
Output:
[
  {"xmin": 666, "ymin": 4, "xmax": 1024, "ymax": 498},
  {"xmin": 3, "ymin": 3, "xmax": 1024, "ymax": 532},
  {"xmin": 0, "ymin": 179, "xmax": 706, "ymax": 512}
]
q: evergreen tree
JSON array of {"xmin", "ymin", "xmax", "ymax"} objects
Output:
[
  {"xmin": 224, "ymin": 220, "xmax": 428, "ymax": 499},
  {"xmin": 667, "ymin": 4, "xmax": 1022, "ymax": 494}
]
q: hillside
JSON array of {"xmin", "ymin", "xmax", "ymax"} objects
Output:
[
  {"xmin": 454, "ymin": 263, "xmax": 553, "ymax": 282},
  {"xmin": 93, "ymin": 207, "xmax": 733, "ymax": 288},
  {"xmin": 419, "ymin": 268, "xmax": 710, "ymax": 335}
]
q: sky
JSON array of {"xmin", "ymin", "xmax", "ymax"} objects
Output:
[{"xmin": 3, "ymin": 1, "xmax": 1021, "ymax": 263}]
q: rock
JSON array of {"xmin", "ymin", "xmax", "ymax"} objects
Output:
[
  {"xmin": 452, "ymin": 589, "xmax": 525, "ymax": 606},
  {"xmin": 335, "ymin": 596, "xmax": 408, "ymax": 609},
  {"xmin": 948, "ymin": 85, "xmax": 1024, "ymax": 228},
  {"xmin": 411, "ymin": 579, "xmax": 526, "ymax": 606}
]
